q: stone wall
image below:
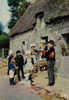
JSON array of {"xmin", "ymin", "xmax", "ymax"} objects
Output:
[
  {"xmin": 59, "ymin": 56, "xmax": 69, "ymax": 78},
  {"xmin": 10, "ymin": 30, "xmax": 35, "ymax": 54},
  {"xmin": 10, "ymin": 17, "xmax": 69, "ymax": 52},
  {"xmin": 0, "ymin": 58, "xmax": 8, "ymax": 76}
]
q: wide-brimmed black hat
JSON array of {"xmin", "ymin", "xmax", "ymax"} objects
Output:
[
  {"xmin": 48, "ymin": 40, "xmax": 55, "ymax": 45},
  {"xmin": 16, "ymin": 50, "xmax": 21, "ymax": 54}
]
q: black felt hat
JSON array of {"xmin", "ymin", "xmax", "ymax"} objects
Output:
[
  {"xmin": 16, "ymin": 50, "xmax": 21, "ymax": 54},
  {"xmin": 48, "ymin": 40, "xmax": 55, "ymax": 45}
]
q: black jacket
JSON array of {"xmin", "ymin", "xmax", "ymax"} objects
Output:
[
  {"xmin": 45, "ymin": 47, "xmax": 55, "ymax": 61},
  {"xmin": 15, "ymin": 55, "xmax": 24, "ymax": 67}
]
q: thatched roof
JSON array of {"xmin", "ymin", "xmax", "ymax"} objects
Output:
[{"xmin": 10, "ymin": 0, "xmax": 69, "ymax": 37}]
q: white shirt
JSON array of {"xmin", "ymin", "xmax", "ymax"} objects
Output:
[{"xmin": 9, "ymin": 70, "xmax": 14, "ymax": 78}]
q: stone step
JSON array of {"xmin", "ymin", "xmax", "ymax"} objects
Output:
[
  {"xmin": 59, "ymin": 56, "xmax": 69, "ymax": 78},
  {"xmin": 0, "ymin": 58, "xmax": 8, "ymax": 76}
]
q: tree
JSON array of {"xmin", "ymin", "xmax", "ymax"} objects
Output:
[
  {"xmin": 0, "ymin": 22, "xmax": 9, "ymax": 48},
  {"xmin": 0, "ymin": 33, "xmax": 9, "ymax": 48},
  {"xmin": 18, "ymin": 1, "xmax": 30, "ymax": 17},
  {"xmin": 8, "ymin": 0, "xmax": 30, "ymax": 29},
  {"xmin": 0, "ymin": 22, "xmax": 4, "ymax": 35}
]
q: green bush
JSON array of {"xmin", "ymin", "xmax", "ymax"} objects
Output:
[{"xmin": 0, "ymin": 34, "xmax": 9, "ymax": 48}]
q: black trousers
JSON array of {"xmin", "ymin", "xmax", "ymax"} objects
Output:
[
  {"xmin": 18, "ymin": 66, "xmax": 25, "ymax": 81},
  {"xmin": 47, "ymin": 60, "xmax": 55, "ymax": 85},
  {"xmin": 9, "ymin": 78, "xmax": 15, "ymax": 85}
]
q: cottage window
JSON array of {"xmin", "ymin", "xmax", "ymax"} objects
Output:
[{"xmin": 35, "ymin": 12, "xmax": 44, "ymax": 20}]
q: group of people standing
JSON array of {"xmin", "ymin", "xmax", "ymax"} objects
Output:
[
  {"xmin": 8, "ymin": 39, "xmax": 56, "ymax": 86},
  {"xmin": 8, "ymin": 50, "xmax": 25, "ymax": 85}
]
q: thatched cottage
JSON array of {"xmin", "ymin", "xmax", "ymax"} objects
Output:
[{"xmin": 9, "ymin": 0, "xmax": 69, "ymax": 74}]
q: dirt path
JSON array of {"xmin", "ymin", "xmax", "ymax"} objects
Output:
[{"xmin": 0, "ymin": 76, "xmax": 43, "ymax": 100}]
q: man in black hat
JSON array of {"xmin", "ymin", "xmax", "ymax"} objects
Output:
[
  {"xmin": 15, "ymin": 50, "xmax": 25, "ymax": 81},
  {"xmin": 45, "ymin": 40, "xmax": 55, "ymax": 86}
]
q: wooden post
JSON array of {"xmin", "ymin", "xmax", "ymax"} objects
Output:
[{"xmin": 2, "ymin": 48, "xmax": 4, "ymax": 58}]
